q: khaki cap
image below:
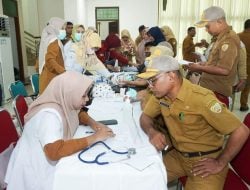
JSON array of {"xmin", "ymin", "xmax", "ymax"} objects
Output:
[
  {"xmin": 195, "ymin": 6, "xmax": 225, "ymax": 27},
  {"xmin": 137, "ymin": 55, "xmax": 180, "ymax": 79}
]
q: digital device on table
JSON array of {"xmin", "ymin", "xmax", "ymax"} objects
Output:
[{"xmin": 98, "ymin": 119, "xmax": 118, "ymax": 125}]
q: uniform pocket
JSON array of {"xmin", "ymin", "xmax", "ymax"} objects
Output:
[{"xmin": 173, "ymin": 111, "xmax": 205, "ymax": 140}]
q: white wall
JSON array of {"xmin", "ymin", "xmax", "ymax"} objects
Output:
[
  {"xmin": 64, "ymin": 0, "xmax": 87, "ymax": 25},
  {"xmin": 85, "ymin": 0, "xmax": 158, "ymax": 40},
  {"xmin": 21, "ymin": 0, "xmax": 39, "ymax": 36},
  {"xmin": 37, "ymin": 0, "xmax": 64, "ymax": 33}
]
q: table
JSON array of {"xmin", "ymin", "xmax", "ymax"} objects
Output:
[{"xmin": 53, "ymin": 97, "xmax": 168, "ymax": 190}]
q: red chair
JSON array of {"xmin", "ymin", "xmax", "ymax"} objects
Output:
[
  {"xmin": 12, "ymin": 95, "xmax": 28, "ymax": 132},
  {"xmin": 230, "ymin": 113, "xmax": 250, "ymax": 185},
  {"xmin": 0, "ymin": 109, "xmax": 19, "ymax": 190},
  {"xmin": 177, "ymin": 114, "xmax": 250, "ymax": 189},
  {"xmin": 0, "ymin": 109, "xmax": 19, "ymax": 153},
  {"xmin": 243, "ymin": 113, "xmax": 250, "ymax": 127}
]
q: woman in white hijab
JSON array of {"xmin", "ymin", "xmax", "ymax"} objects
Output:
[
  {"xmin": 39, "ymin": 17, "xmax": 66, "ymax": 94},
  {"xmin": 72, "ymin": 27, "xmax": 111, "ymax": 78},
  {"xmin": 5, "ymin": 71, "xmax": 115, "ymax": 190}
]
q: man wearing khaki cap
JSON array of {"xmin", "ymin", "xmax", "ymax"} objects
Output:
[
  {"xmin": 185, "ymin": 6, "xmax": 240, "ymax": 107},
  {"xmin": 139, "ymin": 55, "xmax": 249, "ymax": 189}
]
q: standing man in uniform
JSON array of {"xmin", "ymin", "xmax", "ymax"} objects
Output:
[
  {"xmin": 238, "ymin": 19, "xmax": 250, "ymax": 111},
  {"xmin": 182, "ymin": 27, "xmax": 203, "ymax": 62},
  {"xmin": 139, "ymin": 55, "xmax": 249, "ymax": 190},
  {"xmin": 185, "ymin": 6, "xmax": 240, "ymax": 107}
]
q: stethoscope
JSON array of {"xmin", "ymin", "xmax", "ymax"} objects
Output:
[{"xmin": 78, "ymin": 141, "xmax": 136, "ymax": 165}]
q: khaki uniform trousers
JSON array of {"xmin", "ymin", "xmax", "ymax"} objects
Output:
[
  {"xmin": 240, "ymin": 75, "xmax": 250, "ymax": 107},
  {"xmin": 163, "ymin": 149, "xmax": 228, "ymax": 190}
]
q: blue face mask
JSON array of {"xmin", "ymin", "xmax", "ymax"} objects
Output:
[
  {"xmin": 57, "ymin": 30, "xmax": 66, "ymax": 40},
  {"xmin": 74, "ymin": 33, "xmax": 82, "ymax": 42}
]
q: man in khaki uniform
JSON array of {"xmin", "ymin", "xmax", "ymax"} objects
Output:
[
  {"xmin": 238, "ymin": 19, "xmax": 250, "ymax": 111},
  {"xmin": 138, "ymin": 55, "xmax": 249, "ymax": 190},
  {"xmin": 182, "ymin": 27, "xmax": 202, "ymax": 62},
  {"xmin": 185, "ymin": 6, "xmax": 240, "ymax": 107}
]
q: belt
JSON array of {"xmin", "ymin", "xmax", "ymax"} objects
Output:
[{"xmin": 176, "ymin": 147, "xmax": 222, "ymax": 158}]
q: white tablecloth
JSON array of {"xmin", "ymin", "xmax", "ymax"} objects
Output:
[{"xmin": 53, "ymin": 97, "xmax": 168, "ymax": 190}]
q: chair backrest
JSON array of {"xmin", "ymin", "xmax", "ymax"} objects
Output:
[
  {"xmin": 8, "ymin": 80, "xmax": 28, "ymax": 99},
  {"xmin": 30, "ymin": 73, "xmax": 39, "ymax": 95},
  {"xmin": 12, "ymin": 95, "xmax": 28, "ymax": 131},
  {"xmin": 230, "ymin": 113, "xmax": 250, "ymax": 185},
  {"xmin": 0, "ymin": 109, "xmax": 19, "ymax": 153}
]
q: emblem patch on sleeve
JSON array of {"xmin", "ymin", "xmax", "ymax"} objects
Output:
[
  {"xmin": 210, "ymin": 102, "xmax": 222, "ymax": 113},
  {"xmin": 221, "ymin": 44, "xmax": 229, "ymax": 52}
]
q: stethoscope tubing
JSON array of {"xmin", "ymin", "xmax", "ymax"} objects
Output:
[{"xmin": 78, "ymin": 141, "xmax": 129, "ymax": 165}]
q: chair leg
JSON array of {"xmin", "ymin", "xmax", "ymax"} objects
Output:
[
  {"xmin": 230, "ymin": 92, "xmax": 235, "ymax": 111},
  {"xmin": 176, "ymin": 180, "xmax": 183, "ymax": 190}
]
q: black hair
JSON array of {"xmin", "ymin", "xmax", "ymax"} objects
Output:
[
  {"xmin": 66, "ymin": 21, "xmax": 73, "ymax": 26},
  {"xmin": 187, "ymin": 27, "xmax": 195, "ymax": 32},
  {"xmin": 144, "ymin": 41, "xmax": 154, "ymax": 47},
  {"xmin": 244, "ymin": 19, "xmax": 250, "ymax": 30},
  {"xmin": 138, "ymin": 25, "xmax": 146, "ymax": 33}
]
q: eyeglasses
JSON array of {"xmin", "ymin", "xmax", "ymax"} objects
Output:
[{"xmin": 147, "ymin": 72, "xmax": 166, "ymax": 86}]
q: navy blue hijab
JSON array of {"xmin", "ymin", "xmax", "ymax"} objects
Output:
[{"xmin": 147, "ymin": 26, "xmax": 166, "ymax": 46}]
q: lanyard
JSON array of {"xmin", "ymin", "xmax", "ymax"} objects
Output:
[{"xmin": 78, "ymin": 141, "xmax": 136, "ymax": 165}]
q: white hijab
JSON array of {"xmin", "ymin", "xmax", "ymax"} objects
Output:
[{"xmin": 38, "ymin": 17, "xmax": 65, "ymax": 74}]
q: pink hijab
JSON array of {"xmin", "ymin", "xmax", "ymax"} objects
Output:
[{"xmin": 24, "ymin": 71, "xmax": 93, "ymax": 139}]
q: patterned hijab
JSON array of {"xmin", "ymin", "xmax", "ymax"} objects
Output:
[
  {"xmin": 120, "ymin": 29, "xmax": 135, "ymax": 49},
  {"xmin": 39, "ymin": 17, "xmax": 65, "ymax": 74},
  {"xmin": 24, "ymin": 71, "xmax": 93, "ymax": 139}
]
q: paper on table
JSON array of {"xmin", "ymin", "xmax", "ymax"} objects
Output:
[
  {"xmin": 123, "ymin": 156, "xmax": 155, "ymax": 171},
  {"xmin": 178, "ymin": 60, "xmax": 193, "ymax": 65},
  {"xmin": 122, "ymin": 146, "xmax": 159, "ymax": 171}
]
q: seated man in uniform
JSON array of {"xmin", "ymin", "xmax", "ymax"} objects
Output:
[{"xmin": 138, "ymin": 55, "xmax": 249, "ymax": 190}]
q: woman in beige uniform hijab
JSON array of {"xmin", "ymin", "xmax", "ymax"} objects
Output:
[
  {"xmin": 72, "ymin": 27, "xmax": 111, "ymax": 78},
  {"xmin": 161, "ymin": 25, "xmax": 177, "ymax": 57},
  {"xmin": 39, "ymin": 17, "xmax": 66, "ymax": 94}
]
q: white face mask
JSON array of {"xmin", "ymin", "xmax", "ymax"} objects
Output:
[
  {"xmin": 74, "ymin": 33, "xmax": 82, "ymax": 42},
  {"xmin": 57, "ymin": 30, "xmax": 66, "ymax": 40}
]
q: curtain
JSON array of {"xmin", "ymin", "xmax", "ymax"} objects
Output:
[{"xmin": 158, "ymin": 0, "xmax": 250, "ymax": 58}]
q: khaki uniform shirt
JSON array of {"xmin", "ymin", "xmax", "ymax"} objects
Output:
[
  {"xmin": 238, "ymin": 31, "xmax": 250, "ymax": 77},
  {"xmin": 200, "ymin": 28, "xmax": 240, "ymax": 96},
  {"xmin": 182, "ymin": 35, "xmax": 196, "ymax": 62},
  {"xmin": 143, "ymin": 79, "xmax": 241, "ymax": 152},
  {"xmin": 39, "ymin": 40, "xmax": 65, "ymax": 94}
]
